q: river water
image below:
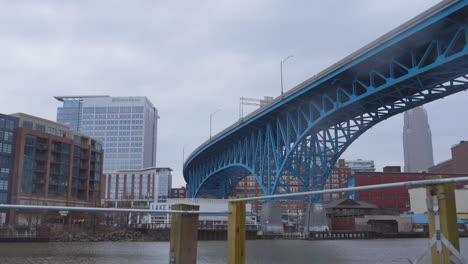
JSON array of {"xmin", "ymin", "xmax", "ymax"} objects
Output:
[{"xmin": 0, "ymin": 239, "xmax": 467, "ymax": 263}]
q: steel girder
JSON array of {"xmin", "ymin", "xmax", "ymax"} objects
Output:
[{"xmin": 185, "ymin": 2, "xmax": 468, "ymax": 198}]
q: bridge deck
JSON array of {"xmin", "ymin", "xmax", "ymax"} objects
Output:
[
  {"xmin": 184, "ymin": 0, "xmax": 462, "ymax": 169},
  {"xmin": 184, "ymin": 0, "xmax": 468, "ymax": 198}
]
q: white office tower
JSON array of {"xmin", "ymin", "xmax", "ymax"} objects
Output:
[
  {"xmin": 403, "ymin": 106, "xmax": 434, "ymax": 172},
  {"xmin": 56, "ymin": 96, "xmax": 158, "ymax": 171}
]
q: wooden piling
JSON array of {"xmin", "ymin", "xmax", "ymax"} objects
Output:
[
  {"xmin": 227, "ymin": 202, "xmax": 246, "ymax": 264},
  {"xmin": 169, "ymin": 204, "xmax": 200, "ymax": 264}
]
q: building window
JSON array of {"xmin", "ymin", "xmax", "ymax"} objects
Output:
[
  {"xmin": 1, "ymin": 144, "xmax": 12, "ymax": 154},
  {"xmin": 120, "ymin": 107, "xmax": 132, "ymax": 113},
  {"xmin": 0, "ymin": 157, "xmax": 10, "ymax": 168},
  {"xmin": 48, "ymin": 127, "xmax": 57, "ymax": 135},
  {"xmin": 108, "ymin": 107, "xmax": 119, "ymax": 113},
  {"xmin": 0, "ymin": 193, "xmax": 7, "ymax": 203},
  {"xmin": 3, "ymin": 132, "xmax": 13, "ymax": 141},
  {"xmin": 0, "ymin": 168, "xmax": 10, "ymax": 177},
  {"xmin": 95, "ymin": 107, "xmax": 107, "ymax": 114},
  {"xmin": 58, "ymin": 130, "xmax": 66, "ymax": 137},
  {"xmin": 0, "ymin": 180, "xmax": 8, "ymax": 190},
  {"xmin": 23, "ymin": 121, "xmax": 33, "ymax": 129},
  {"xmin": 132, "ymin": 106, "xmax": 144, "ymax": 113},
  {"xmin": 5, "ymin": 120, "xmax": 14, "ymax": 130},
  {"xmin": 83, "ymin": 107, "xmax": 95, "ymax": 114},
  {"xmin": 35, "ymin": 124, "xmax": 46, "ymax": 132}
]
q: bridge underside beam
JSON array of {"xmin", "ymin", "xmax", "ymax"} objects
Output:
[{"xmin": 185, "ymin": 3, "xmax": 468, "ymax": 199}]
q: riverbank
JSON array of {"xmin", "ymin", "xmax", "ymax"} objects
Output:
[
  {"xmin": 52, "ymin": 228, "xmax": 167, "ymax": 242},
  {"xmin": 51, "ymin": 228, "xmax": 257, "ymax": 242},
  {"xmin": 10, "ymin": 227, "xmax": 468, "ymax": 242}
]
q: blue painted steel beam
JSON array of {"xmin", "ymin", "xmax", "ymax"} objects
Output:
[{"xmin": 185, "ymin": 0, "xmax": 468, "ymax": 198}]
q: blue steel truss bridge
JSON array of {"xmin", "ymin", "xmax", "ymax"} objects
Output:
[{"xmin": 184, "ymin": 0, "xmax": 468, "ymax": 199}]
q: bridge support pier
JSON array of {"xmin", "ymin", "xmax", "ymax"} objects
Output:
[
  {"xmin": 426, "ymin": 176, "xmax": 461, "ymax": 264},
  {"xmin": 169, "ymin": 204, "xmax": 200, "ymax": 264},
  {"xmin": 228, "ymin": 201, "xmax": 246, "ymax": 264},
  {"xmin": 259, "ymin": 202, "xmax": 284, "ymax": 234},
  {"xmin": 304, "ymin": 202, "xmax": 329, "ymax": 233}
]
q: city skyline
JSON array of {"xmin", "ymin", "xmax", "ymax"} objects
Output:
[{"xmin": 0, "ymin": 0, "xmax": 467, "ymax": 188}]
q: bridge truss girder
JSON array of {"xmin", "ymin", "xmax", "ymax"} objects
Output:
[{"xmin": 186, "ymin": 9, "xmax": 468, "ymax": 199}]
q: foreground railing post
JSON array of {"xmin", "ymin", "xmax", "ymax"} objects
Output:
[
  {"xmin": 228, "ymin": 201, "xmax": 246, "ymax": 264},
  {"xmin": 169, "ymin": 204, "xmax": 200, "ymax": 264},
  {"xmin": 426, "ymin": 176, "xmax": 462, "ymax": 264}
]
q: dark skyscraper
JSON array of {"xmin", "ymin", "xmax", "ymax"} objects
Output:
[{"xmin": 403, "ymin": 106, "xmax": 434, "ymax": 172}]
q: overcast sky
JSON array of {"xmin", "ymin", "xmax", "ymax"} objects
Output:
[{"xmin": 1, "ymin": 0, "xmax": 467, "ymax": 188}]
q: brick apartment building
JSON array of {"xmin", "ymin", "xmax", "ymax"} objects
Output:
[{"xmin": 6, "ymin": 113, "xmax": 104, "ymax": 225}]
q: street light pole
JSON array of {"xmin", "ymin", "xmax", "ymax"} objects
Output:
[
  {"xmin": 209, "ymin": 110, "xmax": 221, "ymax": 140},
  {"xmin": 280, "ymin": 55, "xmax": 294, "ymax": 96},
  {"xmin": 182, "ymin": 145, "xmax": 188, "ymax": 168}
]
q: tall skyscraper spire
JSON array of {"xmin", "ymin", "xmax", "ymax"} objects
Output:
[{"xmin": 403, "ymin": 106, "xmax": 434, "ymax": 172}]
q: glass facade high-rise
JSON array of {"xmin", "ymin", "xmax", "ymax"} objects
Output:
[
  {"xmin": 403, "ymin": 106, "xmax": 434, "ymax": 172},
  {"xmin": 56, "ymin": 99, "xmax": 82, "ymax": 131},
  {"xmin": 55, "ymin": 96, "xmax": 158, "ymax": 171}
]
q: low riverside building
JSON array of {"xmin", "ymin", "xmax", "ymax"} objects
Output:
[
  {"xmin": 7, "ymin": 113, "xmax": 104, "ymax": 226},
  {"xmin": 141, "ymin": 198, "xmax": 259, "ymax": 230},
  {"xmin": 101, "ymin": 167, "xmax": 172, "ymax": 209},
  {"xmin": 325, "ymin": 198, "xmax": 412, "ymax": 233}
]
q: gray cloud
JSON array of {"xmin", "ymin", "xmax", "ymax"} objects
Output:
[{"xmin": 0, "ymin": 0, "xmax": 466, "ymax": 188}]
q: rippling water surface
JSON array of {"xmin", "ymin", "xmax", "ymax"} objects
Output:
[{"xmin": 0, "ymin": 239, "xmax": 467, "ymax": 263}]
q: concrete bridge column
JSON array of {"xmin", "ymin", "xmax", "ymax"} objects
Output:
[
  {"xmin": 304, "ymin": 202, "xmax": 329, "ymax": 233},
  {"xmin": 259, "ymin": 201, "xmax": 284, "ymax": 234}
]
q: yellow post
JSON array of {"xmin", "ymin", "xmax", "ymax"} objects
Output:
[
  {"xmin": 169, "ymin": 204, "xmax": 200, "ymax": 264},
  {"xmin": 227, "ymin": 201, "xmax": 246, "ymax": 264},
  {"xmin": 426, "ymin": 175, "xmax": 460, "ymax": 264}
]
